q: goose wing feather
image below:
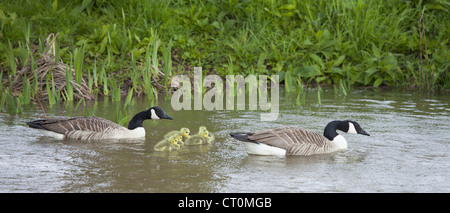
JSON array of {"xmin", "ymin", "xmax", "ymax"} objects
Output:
[
  {"xmin": 38, "ymin": 117, "xmax": 127, "ymax": 140},
  {"xmin": 248, "ymin": 126, "xmax": 331, "ymax": 155}
]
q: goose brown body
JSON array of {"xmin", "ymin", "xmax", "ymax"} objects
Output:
[
  {"xmin": 244, "ymin": 126, "xmax": 336, "ymax": 155},
  {"xmin": 230, "ymin": 120, "xmax": 370, "ymax": 156},
  {"xmin": 26, "ymin": 106, "xmax": 173, "ymax": 140},
  {"xmin": 27, "ymin": 117, "xmax": 144, "ymax": 140}
]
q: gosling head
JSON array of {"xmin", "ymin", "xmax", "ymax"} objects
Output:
[
  {"xmin": 176, "ymin": 135, "xmax": 183, "ymax": 143},
  {"xmin": 200, "ymin": 126, "xmax": 211, "ymax": 135},
  {"xmin": 180, "ymin": 128, "xmax": 191, "ymax": 138},
  {"xmin": 169, "ymin": 135, "xmax": 181, "ymax": 145},
  {"xmin": 198, "ymin": 129, "xmax": 209, "ymax": 138}
]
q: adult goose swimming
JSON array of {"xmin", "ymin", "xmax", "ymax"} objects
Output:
[
  {"xmin": 26, "ymin": 106, "xmax": 173, "ymax": 140},
  {"xmin": 229, "ymin": 120, "xmax": 369, "ymax": 156}
]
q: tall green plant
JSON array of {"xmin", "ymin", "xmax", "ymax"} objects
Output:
[
  {"xmin": 74, "ymin": 45, "xmax": 85, "ymax": 85},
  {"xmin": 22, "ymin": 74, "xmax": 31, "ymax": 105},
  {"xmin": 65, "ymin": 64, "xmax": 74, "ymax": 101},
  {"xmin": 6, "ymin": 40, "xmax": 16, "ymax": 75},
  {"xmin": 162, "ymin": 40, "xmax": 172, "ymax": 88}
]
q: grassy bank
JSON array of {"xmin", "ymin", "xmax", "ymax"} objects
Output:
[{"xmin": 0, "ymin": 0, "xmax": 449, "ymax": 113}]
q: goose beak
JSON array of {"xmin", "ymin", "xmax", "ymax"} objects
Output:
[
  {"xmin": 161, "ymin": 113, "xmax": 173, "ymax": 120},
  {"xmin": 359, "ymin": 130, "xmax": 370, "ymax": 136}
]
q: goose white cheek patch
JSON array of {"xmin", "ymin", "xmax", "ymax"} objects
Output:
[
  {"xmin": 151, "ymin": 109, "xmax": 160, "ymax": 119},
  {"xmin": 347, "ymin": 122, "xmax": 357, "ymax": 134}
]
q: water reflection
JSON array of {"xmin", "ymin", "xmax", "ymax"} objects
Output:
[{"xmin": 0, "ymin": 88, "xmax": 449, "ymax": 192}]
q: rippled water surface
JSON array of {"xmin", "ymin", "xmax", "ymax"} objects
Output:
[{"xmin": 1, "ymin": 89, "xmax": 449, "ymax": 192}]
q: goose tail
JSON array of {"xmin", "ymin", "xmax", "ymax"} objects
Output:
[{"xmin": 229, "ymin": 132, "xmax": 256, "ymax": 143}]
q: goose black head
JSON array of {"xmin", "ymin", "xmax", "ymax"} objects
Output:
[
  {"xmin": 323, "ymin": 120, "xmax": 370, "ymax": 141},
  {"xmin": 149, "ymin": 106, "xmax": 173, "ymax": 120},
  {"xmin": 128, "ymin": 107, "xmax": 173, "ymax": 130},
  {"xmin": 345, "ymin": 120, "xmax": 370, "ymax": 136}
]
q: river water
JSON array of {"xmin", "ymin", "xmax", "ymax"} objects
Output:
[{"xmin": 0, "ymin": 88, "xmax": 449, "ymax": 192}]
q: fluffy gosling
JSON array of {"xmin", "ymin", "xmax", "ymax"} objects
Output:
[
  {"xmin": 154, "ymin": 135, "xmax": 183, "ymax": 151},
  {"xmin": 164, "ymin": 127, "xmax": 191, "ymax": 142},
  {"xmin": 185, "ymin": 126, "xmax": 214, "ymax": 145},
  {"xmin": 200, "ymin": 126, "xmax": 215, "ymax": 143}
]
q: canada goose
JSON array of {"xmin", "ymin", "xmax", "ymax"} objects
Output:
[
  {"xmin": 26, "ymin": 106, "xmax": 173, "ymax": 140},
  {"xmin": 185, "ymin": 127, "xmax": 213, "ymax": 145},
  {"xmin": 154, "ymin": 135, "xmax": 182, "ymax": 151},
  {"xmin": 229, "ymin": 120, "xmax": 370, "ymax": 156},
  {"xmin": 164, "ymin": 127, "xmax": 191, "ymax": 141}
]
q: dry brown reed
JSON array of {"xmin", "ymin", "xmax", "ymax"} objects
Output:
[{"xmin": 11, "ymin": 33, "xmax": 95, "ymax": 101}]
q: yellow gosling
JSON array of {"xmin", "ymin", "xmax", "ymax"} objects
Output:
[
  {"xmin": 154, "ymin": 135, "xmax": 182, "ymax": 151},
  {"xmin": 185, "ymin": 127, "xmax": 213, "ymax": 145},
  {"xmin": 199, "ymin": 126, "xmax": 215, "ymax": 143},
  {"xmin": 164, "ymin": 127, "xmax": 191, "ymax": 141}
]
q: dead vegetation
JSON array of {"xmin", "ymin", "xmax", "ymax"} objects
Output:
[{"xmin": 10, "ymin": 33, "xmax": 95, "ymax": 101}]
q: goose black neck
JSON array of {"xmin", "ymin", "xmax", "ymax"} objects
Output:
[
  {"xmin": 323, "ymin": 120, "xmax": 348, "ymax": 141},
  {"xmin": 127, "ymin": 111, "xmax": 148, "ymax": 130}
]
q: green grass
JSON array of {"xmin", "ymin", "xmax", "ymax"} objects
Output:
[{"xmin": 0, "ymin": 0, "xmax": 449, "ymax": 112}]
